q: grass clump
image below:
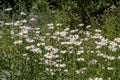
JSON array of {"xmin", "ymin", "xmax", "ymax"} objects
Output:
[{"xmin": 0, "ymin": 0, "xmax": 120, "ymax": 80}]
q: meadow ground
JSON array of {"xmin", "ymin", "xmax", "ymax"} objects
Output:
[{"xmin": 0, "ymin": 6, "xmax": 120, "ymax": 80}]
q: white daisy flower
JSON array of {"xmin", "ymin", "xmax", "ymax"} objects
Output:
[
  {"xmin": 5, "ymin": 8, "xmax": 12, "ymax": 11},
  {"xmin": 61, "ymin": 50, "xmax": 67, "ymax": 54},
  {"xmin": 60, "ymin": 64, "xmax": 66, "ymax": 68},
  {"xmin": 5, "ymin": 22, "xmax": 14, "ymax": 26},
  {"xmin": 30, "ymin": 17, "xmax": 36, "ymax": 21},
  {"xmin": 45, "ymin": 46, "xmax": 53, "ymax": 50},
  {"xmin": 64, "ymin": 69, "xmax": 68, "ymax": 72},
  {"xmin": 20, "ymin": 12, "xmax": 27, "ymax": 15},
  {"xmin": 47, "ymin": 23, "xmax": 54, "ymax": 27},
  {"xmin": 45, "ymin": 60, "xmax": 56, "ymax": 65},
  {"xmin": 86, "ymin": 25, "xmax": 91, "ymax": 28},
  {"xmin": 56, "ymin": 23, "xmax": 62, "ymax": 26},
  {"xmin": 21, "ymin": 19, "xmax": 27, "ymax": 23},
  {"xmin": 95, "ymin": 29, "xmax": 102, "ymax": 32},
  {"xmin": 25, "ymin": 45, "xmax": 35, "ymax": 50},
  {"xmin": 78, "ymin": 23, "xmax": 84, "ymax": 26},
  {"xmin": 77, "ymin": 58, "xmax": 85, "ymax": 61},
  {"xmin": 51, "ymin": 48, "xmax": 58, "ymax": 54},
  {"xmin": 26, "ymin": 38, "xmax": 35, "ymax": 43},
  {"xmin": 31, "ymin": 48, "xmax": 42, "ymax": 53},
  {"xmin": 107, "ymin": 67, "xmax": 113, "ymax": 70},
  {"xmin": 89, "ymin": 60, "xmax": 97, "ymax": 64},
  {"xmin": 44, "ymin": 53, "xmax": 53, "ymax": 59},
  {"xmin": 76, "ymin": 70, "xmax": 80, "ymax": 74},
  {"xmin": 13, "ymin": 40, "xmax": 22, "ymax": 45}
]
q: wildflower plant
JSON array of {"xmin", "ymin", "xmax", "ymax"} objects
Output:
[{"xmin": 0, "ymin": 3, "xmax": 120, "ymax": 80}]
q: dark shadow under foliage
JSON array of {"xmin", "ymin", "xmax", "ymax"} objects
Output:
[
  {"xmin": 0, "ymin": 0, "xmax": 35, "ymax": 11},
  {"xmin": 0, "ymin": 0, "xmax": 120, "ymax": 29}
]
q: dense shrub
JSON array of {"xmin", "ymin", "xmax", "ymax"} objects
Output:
[
  {"xmin": 0, "ymin": 0, "xmax": 120, "ymax": 26},
  {"xmin": 61, "ymin": 0, "xmax": 120, "ymax": 23},
  {"xmin": 0, "ymin": 0, "xmax": 35, "ymax": 11}
]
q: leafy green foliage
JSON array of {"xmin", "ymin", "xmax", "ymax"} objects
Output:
[{"xmin": 0, "ymin": 0, "xmax": 120, "ymax": 80}]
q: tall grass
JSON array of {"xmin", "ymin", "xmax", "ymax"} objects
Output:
[{"xmin": 0, "ymin": 0, "xmax": 120, "ymax": 80}]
